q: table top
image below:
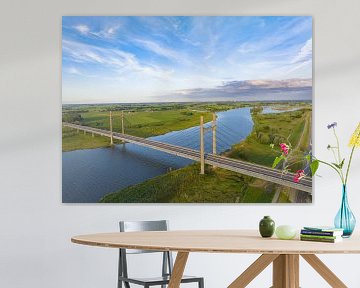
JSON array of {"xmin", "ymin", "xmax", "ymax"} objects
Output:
[{"xmin": 71, "ymin": 230, "xmax": 360, "ymax": 254}]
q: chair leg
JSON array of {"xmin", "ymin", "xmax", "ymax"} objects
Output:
[{"xmin": 198, "ymin": 278, "xmax": 204, "ymax": 288}]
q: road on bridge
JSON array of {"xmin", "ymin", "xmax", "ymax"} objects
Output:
[{"xmin": 63, "ymin": 122, "xmax": 312, "ymax": 193}]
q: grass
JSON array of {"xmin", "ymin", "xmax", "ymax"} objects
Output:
[
  {"xmin": 62, "ymin": 127, "xmax": 121, "ymax": 152},
  {"xmin": 100, "ymin": 163, "xmax": 276, "ymax": 203},
  {"xmin": 62, "ymin": 102, "xmax": 312, "ymax": 203},
  {"xmin": 242, "ymin": 186, "xmax": 275, "ymax": 203},
  {"xmin": 278, "ymin": 191, "xmax": 291, "ymax": 203},
  {"xmin": 296, "ymin": 111, "xmax": 311, "ymax": 151},
  {"xmin": 100, "ymin": 104, "xmax": 312, "ymax": 203},
  {"xmin": 226, "ymin": 108, "xmax": 312, "ymax": 168},
  {"xmin": 83, "ymin": 109, "xmax": 213, "ymax": 138},
  {"xmin": 73, "ymin": 109, "xmax": 214, "ymax": 138},
  {"xmin": 62, "ymin": 108, "xmax": 212, "ymax": 151}
]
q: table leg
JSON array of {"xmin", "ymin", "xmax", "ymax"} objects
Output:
[
  {"xmin": 168, "ymin": 252, "xmax": 189, "ymax": 288},
  {"xmin": 228, "ymin": 254, "xmax": 279, "ymax": 288},
  {"xmin": 301, "ymin": 254, "xmax": 347, "ymax": 288},
  {"xmin": 272, "ymin": 254, "xmax": 299, "ymax": 288},
  {"xmin": 229, "ymin": 253, "xmax": 348, "ymax": 288}
]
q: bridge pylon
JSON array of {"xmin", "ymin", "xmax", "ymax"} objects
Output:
[
  {"xmin": 199, "ymin": 113, "xmax": 217, "ymax": 174},
  {"xmin": 121, "ymin": 110, "xmax": 125, "ymax": 144},
  {"xmin": 212, "ymin": 113, "xmax": 217, "ymax": 168},
  {"xmin": 200, "ymin": 116, "xmax": 205, "ymax": 174},
  {"xmin": 109, "ymin": 111, "xmax": 114, "ymax": 145}
]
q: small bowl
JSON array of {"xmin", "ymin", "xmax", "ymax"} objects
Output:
[{"xmin": 275, "ymin": 225, "xmax": 297, "ymax": 240}]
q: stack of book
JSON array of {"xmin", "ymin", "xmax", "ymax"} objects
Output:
[{"xmin": 300, "ymin": 226, "xmax": 344, "ymax": 243}]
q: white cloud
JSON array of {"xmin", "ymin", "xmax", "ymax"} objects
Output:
[
  {"xmin": 282, "ymin": 38, "xmax": 313, "ymax": 75},
  {"xmin": 291, "ymin": 38, "xmax": 312, "ymax": 64},
  {"xmin": 92, "ymin": 24, "xmax": 121, "ymax": 39},
  {"xmin": 73, "ymin": 24, "xmax": 121, "ymax": 39},
  {"xmin": 62, "ymin": 39, "xmax": 173, "ymax": 80},
  {"xmin": 67, "ymin": 67, "xmax": 82, "ymax": 75},
  {"xmin": 105, "ymin": 26, "xmax": 119, "ymax": 36},
  {"xmin": 66, "ymin": 67, "xmax": 96, "ymax": 78},
  {"xmin": 134, "ymin": 38, "xmax": 184, "ymax": 62},
  {"xmin": 74, "ymin": 25, "xmax": 90, "ymax": 35}
]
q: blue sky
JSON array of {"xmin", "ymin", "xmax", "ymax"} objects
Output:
[{"xmin": 62, "ymin": 16, "xmax": 312, "ymax": 104}]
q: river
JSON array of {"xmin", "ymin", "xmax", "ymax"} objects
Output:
[{"xmin": 62, "ymin": 107, "xmax": 254, "ymax": 203}]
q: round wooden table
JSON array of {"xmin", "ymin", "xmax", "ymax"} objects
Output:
[{"xmin": 72, "ymin": 230, "xmax": 360, "ymax": 288}]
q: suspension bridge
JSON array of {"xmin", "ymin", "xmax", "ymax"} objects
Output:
[{"xmin": 63, "ymin": 111, "xmax": 312, "ymax": 193}]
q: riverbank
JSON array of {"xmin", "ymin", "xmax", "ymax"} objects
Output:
[
  {"xmin": 226, "ymin": 107, "xmax": 311, "ymax": 168},
  {"xmin": 100, "ymin": 163, "xmax": 278, "ymax": 203},
  {"xmin": 100, "ymin": 106, "xmax": 311, "ymax": 203},
  {"xmin": 63, "ymin": 127, "xmax": 123, "ymax": 152},
  {"xmin": 62, "ymin": 101, "xmax": 300, "ymax": 152},
  {"xmin": 62, "ymin": 109, "xmax": 213, "ymax": 152}
]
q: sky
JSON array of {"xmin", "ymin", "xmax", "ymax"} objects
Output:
[{"xmin": 62, "ymin": 16, "xmax": 313, "ymax": 104}]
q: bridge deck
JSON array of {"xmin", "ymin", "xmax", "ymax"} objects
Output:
[{"xmin": 63, "ymin": 123, "xmax": 312, "ymax": 193}]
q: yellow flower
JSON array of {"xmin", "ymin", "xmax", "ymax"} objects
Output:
[{"xmin": 349, "ymin": 122, "xmax": 360, "ymax": 147}]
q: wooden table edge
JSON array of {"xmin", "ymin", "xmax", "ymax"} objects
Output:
[
  {"xmin": 71, "ymin": 231, "xmax": 358, "ymax": 288},
  {"xmin": 71, "ymin": 237, "xmax": 360, "ymax": 254}
]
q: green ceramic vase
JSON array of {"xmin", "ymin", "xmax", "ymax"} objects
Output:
[{"xmin": 259, "ymin": 216, "xmax": 275, "ymax": 238}]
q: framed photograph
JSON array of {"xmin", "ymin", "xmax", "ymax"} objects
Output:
[{"xmin": 62, "ymin": 16, "xmax": 312, "ymax": 203}]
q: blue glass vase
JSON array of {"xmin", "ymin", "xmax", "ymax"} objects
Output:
[{"xmin": 334, "ymin": 185, "xmax": 356, "ymax": 237}]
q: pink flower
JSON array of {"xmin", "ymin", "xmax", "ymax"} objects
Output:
[
  {"xmin": 294, "ymin": 170, "xmax": 305, "ymax": 183},
  {"xmin": 280, "ymin": 143, "xmax": 289, "ymax": 156}
]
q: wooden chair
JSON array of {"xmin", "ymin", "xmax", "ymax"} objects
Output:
[{"xmin": 118, "ymin": 220, "xmax": 204, "ymax": 288}]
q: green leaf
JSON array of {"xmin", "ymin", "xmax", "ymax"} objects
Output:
[
  {"xmin": 305, "ymin": 154, "xmax": 311, "ymax": 162},
  {"xmin": 339, "ymin": 158, "xmax": 345, "ymax": 169},
  {"xmin": 310, "ymin": 160, "xmax": 320, "ymax": 176},
  {"xmin": 332, "ymin": 162, "xmax": 342, "ymax": 169},
  {"xmin": 272, "ymin": 155, "xmax": 284, "ymax": 168}
]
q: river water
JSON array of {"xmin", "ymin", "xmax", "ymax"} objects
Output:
[
  {"xmin": 62, "ymin": 107, "xmax": 254, "ymax": 203},
  {"xmin": 262, "ymin": 106, "xmax": 301, "ymax": 114}
]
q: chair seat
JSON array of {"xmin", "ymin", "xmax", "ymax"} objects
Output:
[{"xmin": 119, "ymin": 275, "xmax": 202, "ymax": 286}]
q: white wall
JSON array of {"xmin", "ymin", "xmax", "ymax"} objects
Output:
[{"xmin": 1, "ymin": 0, "xmax": 360, "ymax": 287}]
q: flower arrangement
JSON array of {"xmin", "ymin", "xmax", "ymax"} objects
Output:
[
  {"xmin": 272, "ymin": 122, "xmax": 360, "ymax": 184},
  {"xmin": 272, "ymin": 122, "xmax": 360, "ymax": 236}
]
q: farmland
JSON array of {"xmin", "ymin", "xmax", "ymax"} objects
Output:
[
  {"xmin": 226, "ymin": 106, "xmax": 312, "ymax": 169},
  {"xmin": 100, "ymin": 163, "xmax": 280, "ymax": 203},
  {"xmin": 62, "ymin": 103, "xmax": 215, "ymax": 151},
  {"xmin": 99, "ymin": 103, "xmax": 311, "ymax": 203}
]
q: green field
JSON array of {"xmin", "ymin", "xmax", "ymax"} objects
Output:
[
  {"xmin": 62, "ymin": 127, "xmax": 123, "ymax": 152},
  {"xmin": 62, "ymin": 105, "xmax": 214, "ymax": 151},
  {"xmin": 100, "ymin": 163, "xmax": 288, "ymax": 203},
  {"xmin": 99, "ymin": 103, "xmax": 311, "ymax": 203},
  {"xmin": 62, "ymin": 102, "xmax": 308, "ymax": 152},
  {"xmin": 226, "ymin": 106, "xmax": 312, "ymax": 169},
  {"xmin": 79, "ymin": 109, "xmax": 212, "ymax": 138}
]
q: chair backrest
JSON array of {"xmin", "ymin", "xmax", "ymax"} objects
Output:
[
  {"xmin": 118, "ymin": 220, "xmax": 173, "ymax": 283},
  {"xmin": 120, "ymin": 220, "xmax": 168, "ymax": 232},
  {"xmin": 119, "ymin": 220, "xmax": 169, "ymax": 254}
]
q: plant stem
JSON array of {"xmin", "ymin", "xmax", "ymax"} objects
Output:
[
  {"xmin": 330, "ymin": 148, "xmax": 338, "ymax": 163},
  {"xmin": 316, "ymin": 159, "xmax": 344, "ymax": 184},
  {"xmin": 333, "ymin": 128, "xmax": 345, "ymax": 181},
  {"xmin": 333, "ymin": 128, "xmax": 342, "ymax": 163},
  {"xmin": 345, "ymin": 145, "xmax": 356, "ymax": 185}
]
